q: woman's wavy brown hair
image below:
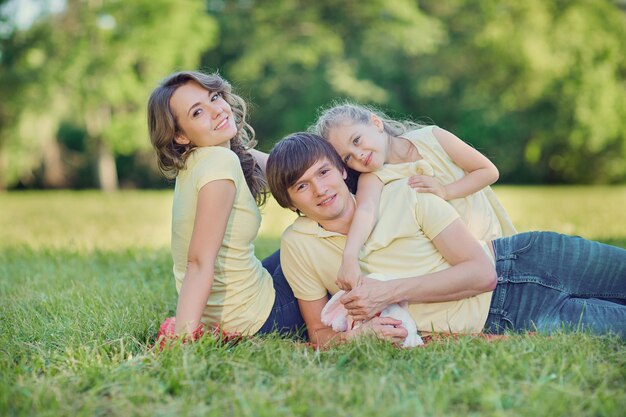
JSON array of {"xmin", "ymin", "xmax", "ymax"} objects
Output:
[{"xmin": 147, "ymin": 71, "xmax": 266, "ymax": 205}]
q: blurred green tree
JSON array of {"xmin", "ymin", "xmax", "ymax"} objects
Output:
[
  {"xmin": 0, "ymin": 0, "xmax": 217, "ymax": 190},
  {"xmin": 1, "ymin": 0, "xmax": 624, "ymax": 187},
  {"xmin": 201, "ymin": 0, "xmax": 444, "ymax": 148},
  {"xmin": 203, "ymin": 0, "xmax": 626, "ymax": 184},
  {"xmin": 415, "ymin": 0, "xmax": 626, "ymax": 183}
]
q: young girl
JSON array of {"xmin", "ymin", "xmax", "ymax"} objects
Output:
[
  {"xmin": 147, "ymin": 70, "xmax": 305, "ymax": 339},
  {"xmin": 314, "ymin": 103, "xmax": 516, "ymax": 291}
]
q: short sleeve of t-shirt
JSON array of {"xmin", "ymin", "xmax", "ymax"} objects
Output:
[
  {"xmin": 414, "ymin": 192, "xmax": 460, "ymax": 240},
  {"xmin": 191, "ymin": 147, "xmax": 241, "ymax": 191},
  {"xmin": 280, "ymin": 228, "xmax": 330, "ymax": 301},
  {"xmin": 373, "ymin": 160, "xmax": 435, "ymax": 185}
]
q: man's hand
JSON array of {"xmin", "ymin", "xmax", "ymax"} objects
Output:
[
  {"xmin": 340, "ymin": 277, "xmax": 393, "ymax": 321},
  {"xmin": 348, "ymin": 316, "xmax": 407, "ymax": 344},
  {"xmin": 407, "ymin": 175, "xmax": 448, "ymax": 200}
]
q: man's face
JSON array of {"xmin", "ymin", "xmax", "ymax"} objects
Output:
[{"xmin": 287, "ymin": 158, "xmax": 350, "ymax": 222}]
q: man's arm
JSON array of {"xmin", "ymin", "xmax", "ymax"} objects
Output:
[
  {"xmin": 341, "ymin": 218, "xmax": 497, "ymax": 321},
  {"xmin": 299, "ymin": 297, "xmax": 407, "ymax": 347},
  {"xmin": 300, "ymin": 298, "xmax": 345, "ymax": 346}
]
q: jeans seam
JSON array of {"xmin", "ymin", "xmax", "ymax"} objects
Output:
[
  {"xmin": 502, "ymin": 275, "xmax": 626, "ymax": 299},
  {"xmin": 501, "ymin": 274, "xmax": 564, "ymax": 291},
  {"xmin": 569, "ymin": 297, "xmax": 626, "ymax": 308}
]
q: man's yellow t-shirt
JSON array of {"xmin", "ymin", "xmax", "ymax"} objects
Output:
[{"xmin": 281, "ymin": 179, "xmax": 494, "ymax": 334}]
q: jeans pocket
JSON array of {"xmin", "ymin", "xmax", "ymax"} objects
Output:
[
  {"xmin": 509, "ymin": 232, "xmax": 539, "ymax": 256},
  {"xmin": 485, "ymin": 311, "xmax": 515, "ymax": 334},
  {"xmin": 494, "ymin": 315, "xmax": 514, "ymax": 334}
]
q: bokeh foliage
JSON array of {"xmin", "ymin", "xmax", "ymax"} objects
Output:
[{"xmin": 0, "ymin": 0, "xmax": 625, "ymax": 189}]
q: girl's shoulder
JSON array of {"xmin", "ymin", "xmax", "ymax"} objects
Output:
[
  {"xmin": 401, "ymin": 125, "xmax": 454, "ymax": 163},
  {"xmin": 403, "ymin": 125, "xmax": 437, "ymax": 145}
]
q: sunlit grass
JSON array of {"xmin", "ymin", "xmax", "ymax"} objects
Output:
[
  {"xmin": 1, "ymin": 186, "xmax": 625, "ymax": 251},
  {"xmin": 0, "ymin": 190, "xmax": 297, "ymax": 253},
  {"xmin": 1, "ymin": 187, "xmax": 625, "ymax": 417},
  {"xmin": 496, "ymin": 185, "xmax": 626, "ymax": 246}
]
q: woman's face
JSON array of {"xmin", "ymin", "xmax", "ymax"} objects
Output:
[
  {"xmin": 326, "ymin": 117, "xmax": 388, "ymax": 173},
  {"xmin": 169, "ymin": 81, "xmax": 237, "ymax": 148}
]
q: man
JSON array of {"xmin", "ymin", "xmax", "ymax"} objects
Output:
[{"xmin": 266, "ymin": 132, "xmax": 626, "ymax": 346}]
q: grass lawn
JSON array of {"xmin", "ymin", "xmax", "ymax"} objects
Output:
[{"xmin": 1, "ymin": 186, "xmax": 625, "ymax": 417}]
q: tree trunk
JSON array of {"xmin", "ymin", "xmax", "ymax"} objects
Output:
[
  {"xmin": 84, "ymin": 105, "xmax": 118, "ymax": 191},
  {"xmin": 97, "ymin": 141, "xmax": 118, "ymax": 192},
  {"xmin": 0, "ymin": 148, "xmax": 5, "ymax": 191},
  {"xmin": 42, "ymin": 137, "xmax": 67, "ymax": 188}
]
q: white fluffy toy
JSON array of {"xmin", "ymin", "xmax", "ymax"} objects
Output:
[{"xmin": 320, "ymin": 273, "xmax": 424, "ymax": 348}]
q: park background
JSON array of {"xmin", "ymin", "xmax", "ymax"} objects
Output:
[
  {"xmin": 1, "ymin": 0, "xmax": 625, "ymax": 190},
  {"xmin": 1, "ymin": 1, "xmax": 626, "ymax": 416}
]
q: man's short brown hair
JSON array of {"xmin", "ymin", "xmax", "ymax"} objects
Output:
[{"xmin": 266, "ymin": 132, "xmax": 345, "ymax": 209}]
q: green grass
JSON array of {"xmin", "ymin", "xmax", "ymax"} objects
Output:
[{"xmin": 1, "ymin": 186, "xmax": 625, "ymax": 417}]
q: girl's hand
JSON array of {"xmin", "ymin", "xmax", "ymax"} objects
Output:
[
  {"xmin": 407, "ymin": 175, "xmax": 449, "ymax": 200},
  {"xmin": 339, "ymin": 277, "xmax": 392, "ymax": 321},
  {"xmin": 336, "ymin": 259, "xmax": 364, "ymax": 291}
]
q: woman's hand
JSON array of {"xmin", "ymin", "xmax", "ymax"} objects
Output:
[
  {"xmin": 155, "ymin": 317, "xmax": 243, "ymax": 350},
  {"xmin": 155, "ymin": 317, "xmax": 205, "ymax": 349},
  {"xmin": 340, "ymin": 277, "xmax": 393, "ymax": 321},
  {"xmin": 407, "ymin": 175, "xmax": 448, "ymax": 200},
  {"xmin": 336, "ymin": 259, "xmax": 364, "ymax": 291}
]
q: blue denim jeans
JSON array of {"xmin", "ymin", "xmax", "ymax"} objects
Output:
[
  {"xmin": 484, "ymin": 232, "xmax": 626, "ymax": 337},
  {"xmin": 257, "ymin": 250, "xmax": 307, "ymax": 339}
]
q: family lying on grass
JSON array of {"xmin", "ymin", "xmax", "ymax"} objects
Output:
[{"xmin": 147, "ymin": 70, "xmax": 626, "ymax": 347}]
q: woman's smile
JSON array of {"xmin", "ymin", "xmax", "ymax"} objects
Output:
[{"xmin": 214, "ymin": 116, "xmax": 230, "ymax": 131}]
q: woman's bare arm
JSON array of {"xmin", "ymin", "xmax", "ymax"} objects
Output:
[{"xmin": 174, "ymin": 180, "xmax": 236, "ymax": 335}]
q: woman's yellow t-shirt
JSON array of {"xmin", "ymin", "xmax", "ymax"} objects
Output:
[{"xmin": 170, "ymin": 146, "xmax": 275, "ymax": 335}]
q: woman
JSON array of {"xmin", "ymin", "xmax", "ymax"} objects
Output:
[{"xmin": 147, "ymin": 70, "xmax": 304, "ymax": 339}]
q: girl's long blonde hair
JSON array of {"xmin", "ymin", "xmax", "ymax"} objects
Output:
[{"xmin": 312, "ymin": 101, "xmax": 424, "ymax": 140}]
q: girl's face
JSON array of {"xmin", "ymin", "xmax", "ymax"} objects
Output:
[
  {"xmin": 326, "ymin": 115, "xmax": 388, "ymax": 173},
  {"xmin": 169, "ymin": 81, "xmax": 237, "ymax": 148}
]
